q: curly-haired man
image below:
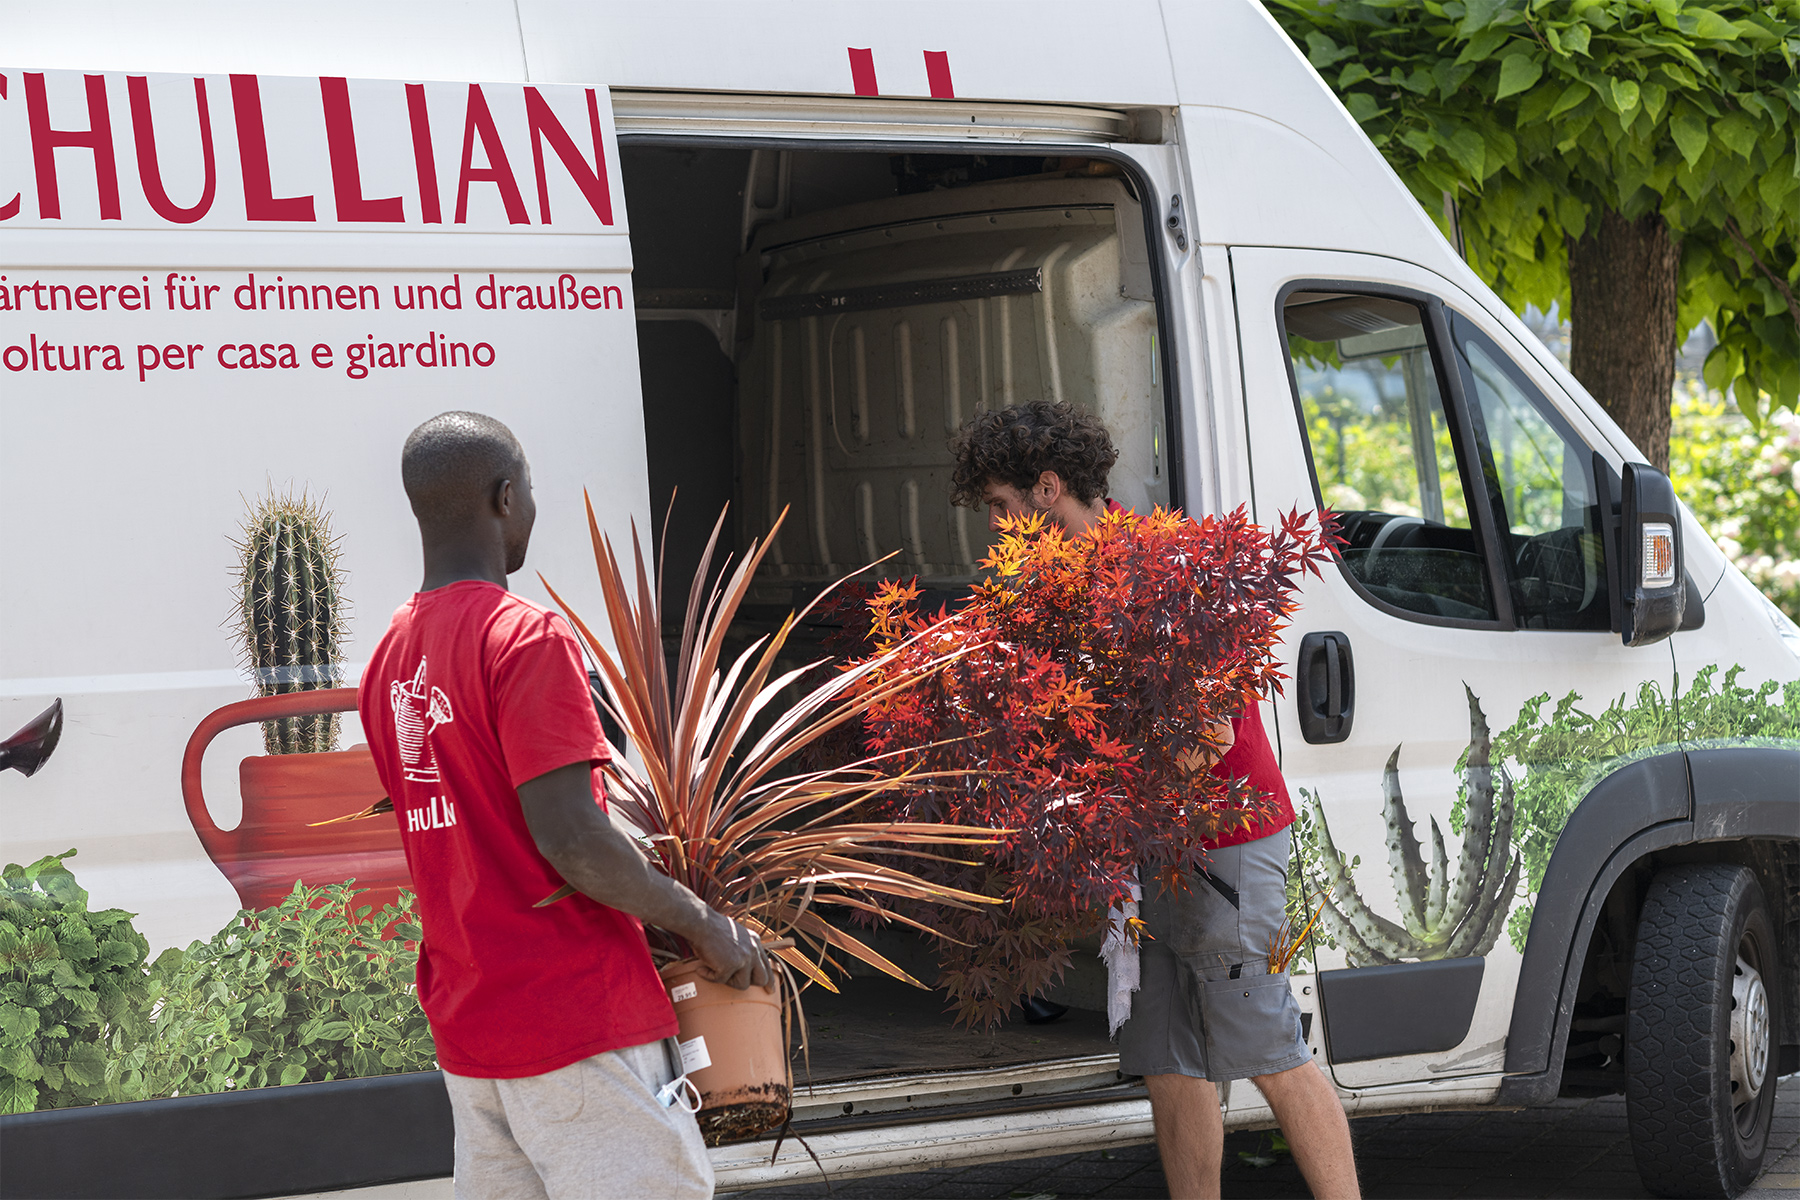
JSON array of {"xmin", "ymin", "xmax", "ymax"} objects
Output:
[{"xmin": 950, "ymin": 400, "xmax": 1359, "ymax": 1200}]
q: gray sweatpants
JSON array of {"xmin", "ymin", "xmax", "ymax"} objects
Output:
[{"xmin": 441, "ymin": 1038, "xmax": 714, "ymax": 1200}]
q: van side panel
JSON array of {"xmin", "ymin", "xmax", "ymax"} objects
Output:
[
  {"xmin": 3, "ymin": 1, "xmax": 528, "ymax": 80},
  {"xmin": 0, "ymin": 70, "xmax": 648, "ymax": 956}
]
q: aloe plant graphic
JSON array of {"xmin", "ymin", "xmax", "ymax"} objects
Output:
[{"xmin": 1300, "ymin": 685, "xmax": 1521, "ymax": 966}]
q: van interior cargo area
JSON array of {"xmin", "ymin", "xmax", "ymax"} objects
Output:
[
  {"xmin": 623, "ymin": 143, "xmax": 1172, "ymax": 1095},
  {"xmin": 791, "ymin": 973, "xmax": 1114, "ymax": 1085},
  {"xmin": 627, "ymin": 144, "xmax": 1169, "ymax": 609}
]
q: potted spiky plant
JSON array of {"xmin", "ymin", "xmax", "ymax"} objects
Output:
[
  {"xmin": 181, "ymin": 492, "xmax": 404, "ymax": 914},
  {"xmin": 539, "ymin": 499, "xmax": 1001, "ymax": 1145}
]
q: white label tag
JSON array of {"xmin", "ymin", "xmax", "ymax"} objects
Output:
[
  {"xmin": 670, "ymin": 981, "xmax": 698, "ymax": 1003},
  {"xmin": 678, "ymin": 1035, "xmax": 711, "ymax": 1073}
]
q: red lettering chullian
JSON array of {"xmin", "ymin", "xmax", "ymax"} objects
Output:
[
  {"xmin": 320, "ymin": 77, "xmax": 403, "ymax": 222},
  {"xmin": 230, "ymin": 74, "xmax": 315, "ymax": 222}
]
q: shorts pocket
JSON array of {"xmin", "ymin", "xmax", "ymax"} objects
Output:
[
  {"xmin": 521, "ymin": 1056, "xmax": 588, "ymax": 1124},
  {"xmin": 1147, "ymin": 876, "xmax": 1243, "ymax": 962},
  {"xmin": 1198, "ymin": 972, "xmax": 1303, "ymax": 1081}
]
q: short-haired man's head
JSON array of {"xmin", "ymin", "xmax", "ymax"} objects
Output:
[
  {"xmin": 948, "ymin": 401, "xmax": 1118, "ymax": 509},
  {"xmin": 401, "ymin": 411, "xmax": 526, "ymax": 526}
]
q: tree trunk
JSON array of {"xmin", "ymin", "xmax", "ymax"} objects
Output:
[{"xmin": 1568, "ymin": 210, "xmax": 1682, "ymax": 471}]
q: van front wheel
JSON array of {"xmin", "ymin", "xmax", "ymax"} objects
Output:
[{"xmin": 1626, "ymin": 862, "xmax": 1780, "ymax": 1198}]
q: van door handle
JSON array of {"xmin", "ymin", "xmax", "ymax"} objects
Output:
[{"xmin": 1297, "ymin": 631, "xmax": 1354, "ymax": 744}]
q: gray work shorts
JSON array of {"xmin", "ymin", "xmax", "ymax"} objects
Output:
[
  {"xmin": 1116, "ymin": 827, "xmax": 1313, "ymax": 1082},
  {"xmin": 441, "ymin": 1038, "xmax": 713, "ymax": 1200}
]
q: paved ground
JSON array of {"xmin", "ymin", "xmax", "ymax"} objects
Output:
[{"xmin": 735, "ymin": 1075, "xmax": 1799, "ymax": 1200}]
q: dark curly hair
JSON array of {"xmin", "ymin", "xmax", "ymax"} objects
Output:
[{"xmin": 948, "ymin": 401, "xmax": 1119, "ymax": 509}]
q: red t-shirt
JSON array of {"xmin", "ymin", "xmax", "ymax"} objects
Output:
[
  {"xmin": 1206, "ymin": 705, "xmax": 1296, "ymax": 849},
  {"xmin": 358, "ymin": 580, "xmax": 677, "ymax": 1078},
  {"xmin": 1100, "ymin": 500, "xmax": 1294, "ymax": 849}
]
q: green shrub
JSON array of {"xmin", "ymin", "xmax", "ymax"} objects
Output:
[
  {"xmin": 0, "ymin": 851, "xmax": 150, "ymax": 1114},
  {"xmin": 1670, "ymin": 391, "xmax": 1800, "ymax": 622},
  {"xmin": 122, "ymin": 882, "xmax": 435, "ymax": 1098}
]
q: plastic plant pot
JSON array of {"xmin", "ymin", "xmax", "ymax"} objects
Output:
[
  {"xmin": 180, "ymin": 688, "xmax": 409, "ymax": 913},
  {"xmin": 660, "ymin": 958, "xmax": 790, "ymax": 1144}
]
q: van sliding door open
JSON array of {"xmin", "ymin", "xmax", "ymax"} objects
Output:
[
  {"xmin": 623, "ymin": 142, "xmax": 1180, "ymax": 1178},
  {"xmin": 628, "ymin": 147, "xmax": 1172, "ymax": 610},
  {"xmin": 626, "ymin": 145, "xmax": 1171, "ymax": 947}
]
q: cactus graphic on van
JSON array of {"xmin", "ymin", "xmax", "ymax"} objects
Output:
[
  {"xmin": 232, "ymin": 491, "xmax": 347, "ymax": 755},
  {"xmin": 1300, "ymin": 685, "xmax": 1521, "ymax": 967}
]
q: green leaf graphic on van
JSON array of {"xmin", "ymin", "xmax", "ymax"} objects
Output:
[
  {"xmin": 0, "ymin": 851, "xmax": 151, "ymax": 1114},
  {"xmin": 1469, "ymin": 665, "xmax": 1800, "ymax": 950},
  {"xmin": 131, "ymin": 881, "xmax": 435, "ymax": 1101},
  {"xmin": 1295, "ymin": 667, "xmax": 1799, "ymax": 969}
]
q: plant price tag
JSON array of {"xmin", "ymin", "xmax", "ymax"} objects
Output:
[
  {"xmin": 670, "ymin": 981, "xmax": 698, "ymax": 1003},
  {"xmin": 679, "ymin": 1035, "xmax": 711, "ymax": 1073}
]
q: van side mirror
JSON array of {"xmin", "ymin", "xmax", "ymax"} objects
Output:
[{"xmin": 1619, "ymin": 462, "xmax": 1685, "ymax": 647}]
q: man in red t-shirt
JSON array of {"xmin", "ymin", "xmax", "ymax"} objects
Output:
[
  {"xmin": 950, "ymin": 402, "xmax": 1360, "ymax": 1200},
  {"xmin": 360, "ymin": 412, "xmax": 767, "ymax": 1199}
]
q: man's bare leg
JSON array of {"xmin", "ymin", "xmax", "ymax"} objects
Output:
[
  {"xmin": 1143, "ymin": 1073, "xmax": 1223, "ymax": 1200},
  {"xmin": 1250, "ymin": 1059, "xmax": 1360, "ymax": 1199}
]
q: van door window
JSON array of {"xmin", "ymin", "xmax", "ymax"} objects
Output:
[
  {"xmin": 1282, "ymin": 292, "xmax": 1497, "ymax": 623},
  {"xmin": 1450, "ymin": 315, "xmax": 1610, "ymax": 631}
]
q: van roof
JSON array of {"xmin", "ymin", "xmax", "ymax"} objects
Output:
[{"xmin": 4, "ymin": 0, "xmax": 1463, "ymax": 272}]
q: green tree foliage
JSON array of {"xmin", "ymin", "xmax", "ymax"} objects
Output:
[
  {"xmin": 1268, "ymin": 0, "xmax": 1800, "ymax": 421},
  {"xmin": 0, "ymin": 852, "xmax": 150, "ymax": 1114},
  {"xmin": 1671, "ymin": 389, "xmax": 1800, "ymax": 617},
  {"xmin": 120, "ymin": 882, "xmax": 435, "ymax": 1098}
]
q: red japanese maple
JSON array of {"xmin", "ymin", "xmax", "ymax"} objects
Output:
[{"xmin": 834, "ymin": 504, "xmax": 1333, "ymax": 1027}]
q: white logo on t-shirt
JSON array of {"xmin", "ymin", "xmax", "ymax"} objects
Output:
[{"xmin": 391, "ymin": 658, "xmax": 454, "ymax": 783}]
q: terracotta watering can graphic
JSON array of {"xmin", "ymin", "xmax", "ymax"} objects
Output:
[{"xmin": 180, "ymin": 689, "xmax": 410, "ymax": 913}]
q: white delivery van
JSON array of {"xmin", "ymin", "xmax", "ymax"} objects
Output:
[{"xmin": 1, "ymin": 3, "xmax": 1795, "ymax": 1197}]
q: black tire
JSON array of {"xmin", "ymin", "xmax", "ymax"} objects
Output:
[{"xmin": 1626, "ymin": 863, "xmax": 1781, "ymax": 1198}]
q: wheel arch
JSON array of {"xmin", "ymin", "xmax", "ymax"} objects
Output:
[{"xmin": 1497, "ymin": 746, "xmax": 1799, "ymax": 1106}]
